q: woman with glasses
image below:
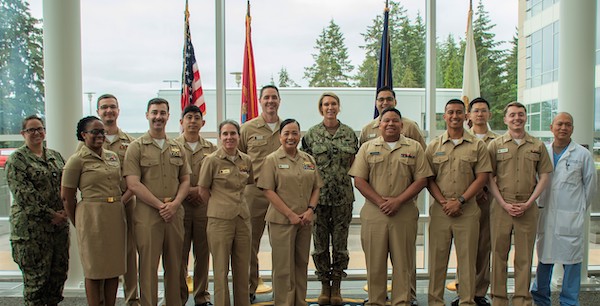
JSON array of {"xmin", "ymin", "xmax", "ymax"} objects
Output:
[
  {"xmin": 301, "ymin": 92, "xmax": 358, "ymax": 305},
  {"xmin": 61, "ymin": 116, "xmax": 130, "ymax": 306},
  {"xmin": 6, "ymin": 115, "xmax": 69, "ymax": 306}
]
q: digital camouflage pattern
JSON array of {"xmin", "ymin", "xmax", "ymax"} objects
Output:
[
  {"xmin": 302, "ymin": 121, "xmax": 358, "ymax": 281},
  {"xmin": 6, "ymin": 146, "xmax": 69, "ymax": 305}
]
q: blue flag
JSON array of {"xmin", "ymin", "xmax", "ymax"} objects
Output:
[{"xmin": 375, "ymin": 3, "xmax": 393, "ymax": 118}]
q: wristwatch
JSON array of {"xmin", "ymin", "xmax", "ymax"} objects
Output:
[
  {"xmin": 458, "ymin": 196, "xmax": 466, "ymax": 206},
  {"xmin": 308, "ymin": 205, "xmax": 317, "ymax": 212}
]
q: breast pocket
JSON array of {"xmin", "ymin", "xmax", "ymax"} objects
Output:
[
  {"xmin": 311, "ymin": 144, "xmax": 329, "ymax": 166},
  {"xmin": 459, "ymin": 155, "xmax": 477, "ymax": 174},
  {"xmin": 140, "ymin": 157, "xmax": 160, "ymax": 179},
  {"xmin": 525, "ymin": 152, "xmax": 541, "ymax": 173},
  {"xmin": 432, "ymin": 155, "xmax": 449, "ymax": 175}
]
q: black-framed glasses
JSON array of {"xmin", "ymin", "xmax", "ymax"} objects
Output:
[
  {"xmin": 84, "ymin": 129, "xmax": 106, "ymax": 135},
  {"xmin": 22, "ymin": 127, "xmax": 45, "ymax": 134}
]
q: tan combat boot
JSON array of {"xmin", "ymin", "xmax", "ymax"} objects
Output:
[
  {"xmin": 317, "ymin": 280, "xmax": 331, "ymax": 305},
  {"xmin": 330, "ymin": 279, "xmax": 343, "ymax": 305}
]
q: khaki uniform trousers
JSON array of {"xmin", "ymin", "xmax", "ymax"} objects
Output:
[
  {"xmin": 123, "ymin": 198, "xmax": 140, "ymax": 305},
  {"xmin": 207, "ymin": 216, "xmax": 251, "ymax": 306},
  {"xmin": 490, "ymin": 199, "xmax": 539, "ymax": 306},
  {"xmin": 246, "ymin": 185, "xmax": 270, "ymax": 294},
  {"xmin": 268, "ymin": 222, "xmax": 312, "ymax": 306},
  {"xmin": 475, "ymin": 195, "xmax": 491, "ymax": 297},
  {"xmin": 179, "ymin": 201, "xmax": 211, "ymax": 305},
  {"xmin": 428, "ymin": 204, "xmax": 480, "ymax": 306},
  {"xmin": 361, "ymin": 203, "xmax": 419, "ymax": 306},
  {"xmin": 134, "ymin": 202, "xmax": 184, "ymax": 306}
]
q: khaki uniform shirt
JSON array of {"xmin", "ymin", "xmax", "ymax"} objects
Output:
[
  {"xmin": 174, "ymin": 135, "xmax": 216, "ymax": 188},
  {"xmin": 62, "ymin": 146, "xmax": 122, "ymax": 199},
  {"xmin": 301, "ymin": 121, "xmax": 358, "ymax": 206},
  {"xmin": 198, "ymin": 148, "xmax": 254, "ymax": 220},
  {"xmin": 349, "ymin": 135, "xmax": 432, "ymax": 207},
  {"xmin": 239, "ymin": 115, "xmax": 281, "ymax": 181},
  {"xmin": 425, "ymin": 131, "xmax": 492, "ymax": 209},
  {"xmin": 123, "ymin": 133, "xmax": 191, "ymax": 201},
  {"xmin": 257, "ymin": 147, "xmax": 324, "ymax": 224},
  {"xmin": 468, "ymin": 127, "xmax": 499, "ymax": 145},
  {"xmin": 488, "ymin": 132, "xmax": 553, "ymax": 202},
  {"xmin": 359, "ymin": 116, "xmax": 426, "ymax": 148}
]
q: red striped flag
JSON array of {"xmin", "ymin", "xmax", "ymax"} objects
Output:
[
  {"xmin": 241, "ymin": 0, "xmax": 258, "ymax": 123},
  {"xmin": 181, "ymin": 0, "xmax": 206, "ymax": 115}
]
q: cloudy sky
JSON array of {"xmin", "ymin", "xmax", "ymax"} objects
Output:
[{"xmin": 28, "ymin": 0, "xmax": 517, "ymax": 130}]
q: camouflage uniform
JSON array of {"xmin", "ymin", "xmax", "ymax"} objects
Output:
[
  {"xmin": 301, "ymin": 121, "xmax": 358, "ymax": 281},
  {"xmin": 6, "ymin": 146, "xmax": 69, "ymax": 306}
]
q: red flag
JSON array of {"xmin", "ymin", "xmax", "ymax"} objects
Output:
[
  {"xmin": 181, "ymin": 0, "xmax": 206, "ymax": 115},
  {"xmin": 241, "ymin": 0, "xmax": 258, "ymax": 123}
]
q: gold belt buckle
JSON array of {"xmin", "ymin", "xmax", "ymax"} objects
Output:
[
  {"xmin": 164, "ymin": 197, "xmax": 171, "ymax": 203},
  {"xmin": 107, "ymin": 197, "xmax": 114, "ymax": 203}
]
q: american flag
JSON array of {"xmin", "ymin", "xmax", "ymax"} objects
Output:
[{"xmin": 181, "ymin": 0, "xmax": 206, "ymax": 115}]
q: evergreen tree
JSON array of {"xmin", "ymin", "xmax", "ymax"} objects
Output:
[
  {"xmin": 473, "ymin": 0, "xmax": 509, "ymax": 129},
  {"xmin": 278, "ymin": 67, "xmax": 299, "ymax": 87},
  {"xmin": 492, "ymin": 33, "xmax": 519, "ymax": 128},
  {"xmin": 438, "ymin": 35, "xmax": 463, "ymax": 88},
  {"xmin": 304, "ymin": 19, "xmax": 354, "ymax": 87},
  {"xmin": 0, "ymin": 0, "xmax": 45, "ymax": 134}
]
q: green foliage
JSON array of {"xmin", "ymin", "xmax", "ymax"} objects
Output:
[
  {"xmin": 304, "ymin": 19, "xmax": 354, "ymax": 87},
  {"xmin": 278, "ymin": 67, "xmax": 299, "ymax": 87},
  {"xmin": 0, "ymin": 0, "xmax": 45, "ymax": 134}
]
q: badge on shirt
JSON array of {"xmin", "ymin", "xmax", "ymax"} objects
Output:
[
  {"xmin": 434, "ymin": 151, "xmax": 446, "ymax": 156},
  {"xmin": 401, "ymin": 153, "xmax": 415, "ymax": 158},
  {"xmin": 278, "ymin": 164, "xmax": 290, "ymax": 169},
  {"xmin": 497, "ymin": 148, "xmax": 509, "ymax": 154},
  {"xmin": 239, "ymin": 165, "xmax": 250, "ymax": 174},
  {"xmin": 368, "ymin": 133, "xmax": 376, "ymax": 138},
  {"xmin": 303, "ymin": 161, "xmax": 316, "ymax": 171},
  {"xmin": 170, "ymin": 146, "xmax": 181, "ymax": 157},
  {"xmin": 255, "ymin": 135, "xmax": 264, "ymax": 140},
  {"xmin": 369, "ymin": 151, "xmax": 381, "ymax": 155},
  {"xmin": 219, "ymin": 169, "xmax": 231, "ymax": 174},
  {"xmin": 120, "ymin": 142, "xmax": 130, "ymax": 150}
]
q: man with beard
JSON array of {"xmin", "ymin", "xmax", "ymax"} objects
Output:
[
  {"xmin": 239, "ymin": 85, "xmax": 282, "ymax": 302},
  {"xmin": 175, "ymin": 105, "xmax": 216, "ymax": 306},
  {"xmin": 487, "ymin": 102, "xmax": 552, "ymax": 306},
  {"xmin": 124, "ymin": 98, "xmax": 190, "ymax": 306}
]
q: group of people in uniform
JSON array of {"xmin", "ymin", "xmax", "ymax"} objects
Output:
[{"xmin": 5, "ymin": 84, "xmax": 596, "ymax": 306}]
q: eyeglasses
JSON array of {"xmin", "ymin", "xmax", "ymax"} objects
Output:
[
  {"xmin": 84, "ymin": 129, "xmax": 106, "ymax": 135},
  {"xmin": 377, "ymin": 97, "xmax": 395, "ymax": 102},
  {"xmin": 23, "ymin": 127, "xmax": 45, "ymax": 134}
]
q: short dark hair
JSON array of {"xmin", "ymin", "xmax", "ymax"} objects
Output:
[
  {"xmin": 76, "ymin": 116, "xmax": 101, "ymax": 141},
  {"xmin": 445, "ymin": 99, "xmax": 466, "ymax": 112},
  {"xmin": 468, "ymin": 97, "xmax": 490, "ymax": 110},
  {"xmin": 22, "ymin": 115, "xmax": 44, "ymax": 131},
  {"xmin": 503, "ymin": 101, "xmax": 526, "ymax": 116},
  {"xmin": 218, "ymin": 119, "xmax": 240, "ymax": 134},
  {"xmin": 96, "ymin": 93, "xmax": 118, "ymax": 109},
  {"xmin": 147, "ymin": 97, "xmax": 170, "ymax": 112},
  {"xmin": 182, "ymin": 105, "xmax": 202, "ymax": 119},
  {"xmin": 259, "ymin": 85, "xmax": 280, "ymax": 99},
  {"xmin": 381, "ymin": 107, "xmax": 402, "ymax": 119},
  {"xmin": 280, "ymin": 118, "xmax": 300, "ymax": 132},
  {"xmin": 376, "ymin": 86, "xmax": 396, "ymax": 98}
]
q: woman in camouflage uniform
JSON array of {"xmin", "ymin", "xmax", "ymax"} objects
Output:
[
  {"xmin": 301, "ymin": 93, "xmax": 358, "ymax": 305},
  {"xmin": 6, "ymin": 115, "xmax": 69, "ymax": 306}
]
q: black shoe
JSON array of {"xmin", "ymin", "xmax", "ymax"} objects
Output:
[
  {"xmin": 249, "ymin": 293, "xmax": 256, "ymax": 304},
  {"xmin": 474, "ymin": 296, "xmax": 491, "ymax": 306},
  {"xmin": 450, "ymin": 296, "xmax": 460, "ymax": 306},
  {"xmin": 410, "ymin": 298, "xmax": 418, "ymax": 306}
]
